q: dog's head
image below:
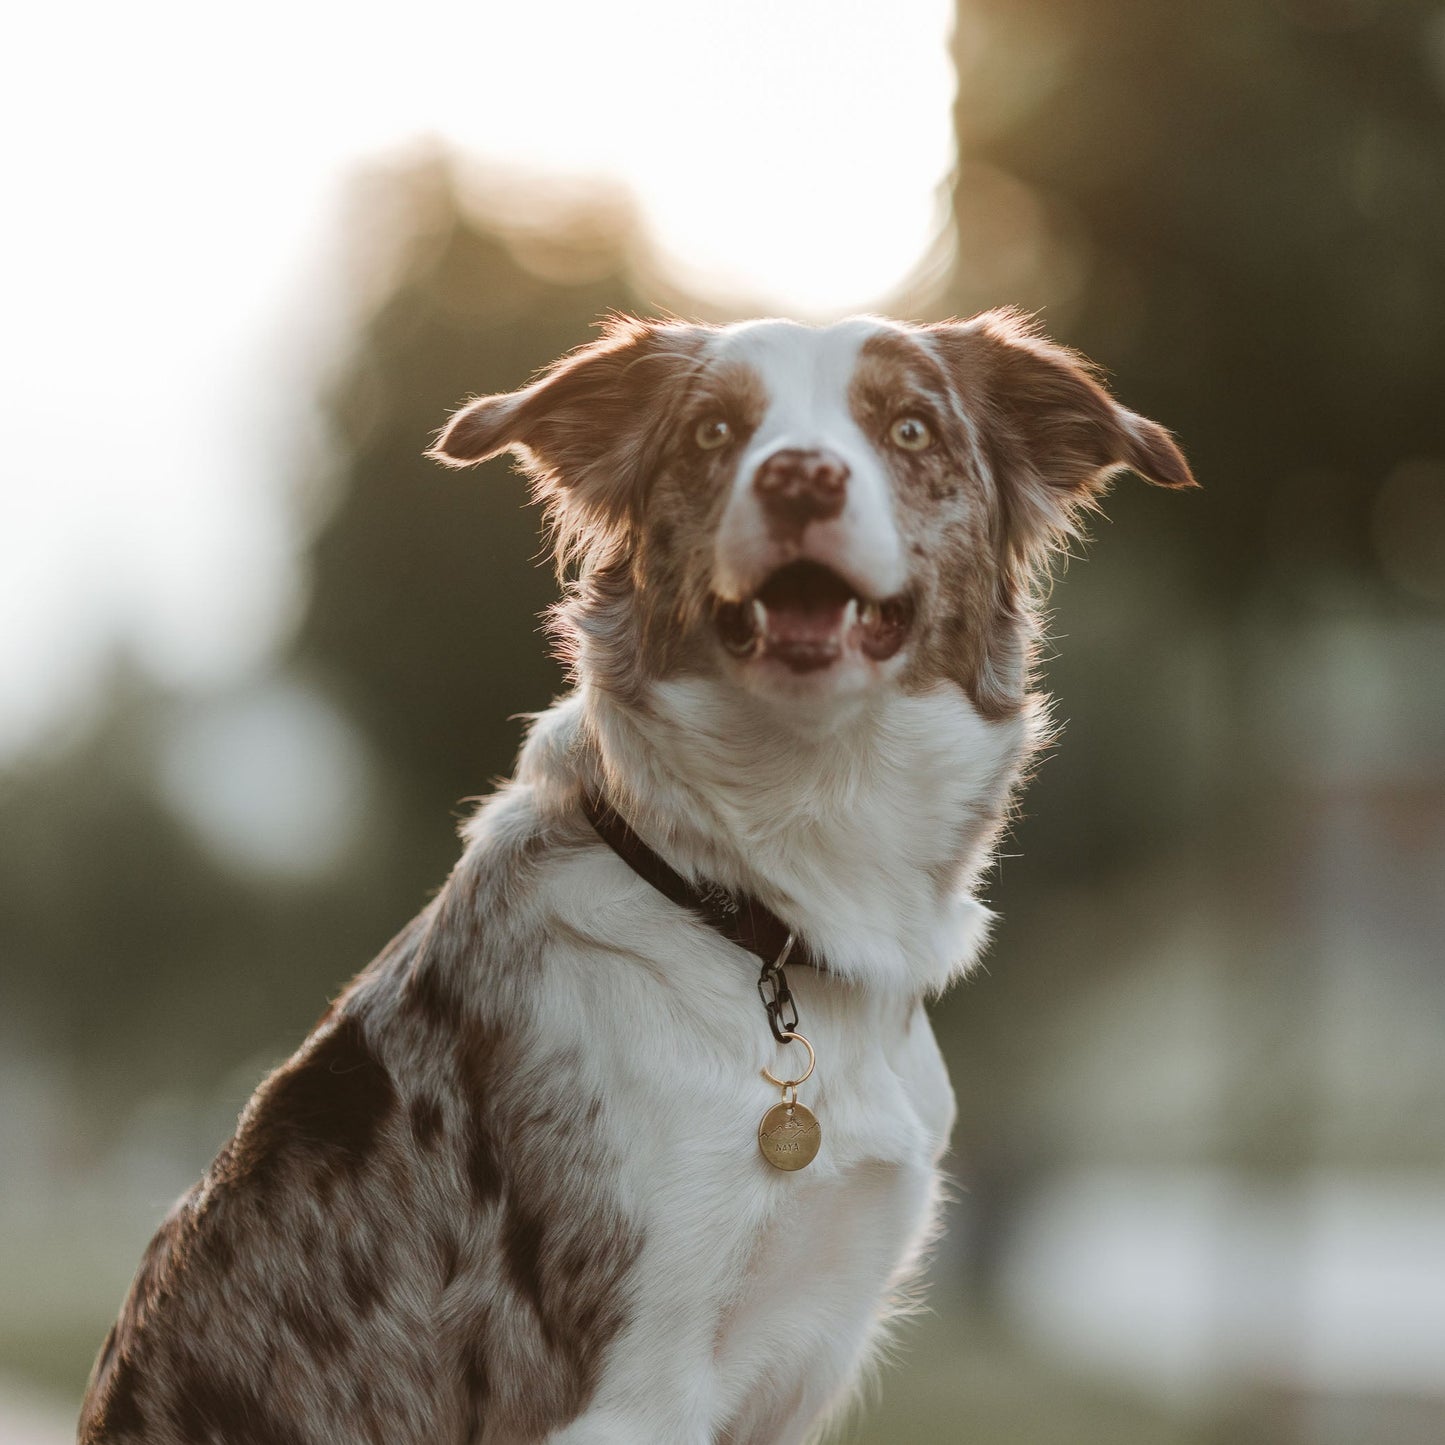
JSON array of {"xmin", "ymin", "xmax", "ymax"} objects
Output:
[{"xmin": 430, "ymin": 312, "xmax": 1194, "ymax": 720}]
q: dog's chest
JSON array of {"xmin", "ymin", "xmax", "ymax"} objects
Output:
[
  {"xmin": 530, "ymin": 842, "xmax": 958, "ymax": 1422},
  {"xmin": 755, "ymin": 977, "xmax": 953, "ymax": 1229},
  {"xmin": 544, "ymin": 855, "xmax": 955, "ymax": 1178},
  {"xmin": 701, "ymin": 989, "xmax": 955, "ymax": 1412}
]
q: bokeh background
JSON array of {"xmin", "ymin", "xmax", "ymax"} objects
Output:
[{"xmin": 4, "ymin": 1, "xmax": 1444, "ymax": 1441}]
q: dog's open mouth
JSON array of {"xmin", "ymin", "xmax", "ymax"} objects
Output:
[{"xmin": 713, "ymin": 561, "xmax": 915, "ymax": 674}]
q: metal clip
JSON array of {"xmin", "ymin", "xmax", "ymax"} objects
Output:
[{"xmin": 757, "ymin": 932, "xmax": 800, "ymax": 1042}]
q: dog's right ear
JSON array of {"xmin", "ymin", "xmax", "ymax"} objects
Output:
[{"xmin": 428, "ymin": 316, "xmax": 706, "ymax": 556}]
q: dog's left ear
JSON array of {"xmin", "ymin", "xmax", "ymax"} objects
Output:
[
  {"xmin": 428, "ymin": 316, "xmax": 705, "ymax": 557},
  {"xmin": 928, "ymin": 310, "xmax": 1197, "ymax": 570}
]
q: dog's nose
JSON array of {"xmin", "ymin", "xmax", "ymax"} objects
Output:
[{"xmin": 753, "ymin": 448, "xmax": 850, "ymax": 528}]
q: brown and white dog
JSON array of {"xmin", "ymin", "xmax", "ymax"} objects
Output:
[{"xmin": 79, "ymin": 311, "xmax": 1194, "ymax": 1444}]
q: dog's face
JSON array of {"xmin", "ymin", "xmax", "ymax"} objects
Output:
[{"xmin": 431, "ymin": 313, "xmax": 1194, "ymax": 719}]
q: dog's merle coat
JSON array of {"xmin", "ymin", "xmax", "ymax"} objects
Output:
[{"xmin": 81, "ymin": 312, "xmax": 1193, "ymax": 1444}]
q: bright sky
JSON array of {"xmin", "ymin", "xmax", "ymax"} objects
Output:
[{"xmin": 1, "ymin": 0, "xmax": 956, "ymax": 762}]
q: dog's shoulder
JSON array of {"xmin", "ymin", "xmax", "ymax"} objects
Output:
[{"xmin": 79, "ymin": 765, "xmax": 648, "ymax": 1445}]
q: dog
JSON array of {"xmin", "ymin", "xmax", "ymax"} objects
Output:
[{"xmin": 79, "ymin": 310, "xmax": 1194, "ymax": 1444}]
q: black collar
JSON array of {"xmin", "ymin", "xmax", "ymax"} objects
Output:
[
  {"xmin": 581, "ymin": 791, "xmax": 821, "ymax": 968},
  {"xmin": 581, "ymin": 790, "xmax": 824, "ymax": 1039}
]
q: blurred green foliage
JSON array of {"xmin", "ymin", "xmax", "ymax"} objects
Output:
[
  {"xmin": 299, "ymin": 161, "xmax": 626, "ymax": 872},
  {"xmin": 3, "ymin": 3, "xmax": 1443, "ymax": 1438},
  {"xmin": 8, "ymin": 0, "xmax": 1443, "ymax": 1098}
]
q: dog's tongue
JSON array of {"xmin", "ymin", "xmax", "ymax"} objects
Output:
[
  {"xmin": 762, "ymin": 597, "xmax": 847, "ymax": 671},
  {"xmin": 757, "ymin": 563, "xmax": 852, "ymax": 672},
  {"xmin": 714, "ymin": 561, "xmax": 914, "ymax": 671}
]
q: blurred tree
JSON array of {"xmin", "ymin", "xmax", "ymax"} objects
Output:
[
  {"xmin": 11, "ymin": 1, "xmax": 1441, "ymax": 1127},
  {"xmin": 940, "ymin": 0, "xmax": 1445, "ymax": 876},
  {"xmin": 0, "ymin": 678, "xmax": 382, "ymax": 1108},
  {"xmin": 293, "ymin": 155, "xmax": 654, "ymax": 913},
  {"xmin": 4, "ymin": 15, "xmax": 1442, "ymax": 1437},
  {"xmin": 948, "ymin": 0, "xmax": 1445, "ymax": 586},
  {"xmin": 0, "ymin": 159, "xmax": 659, "ymax": 1100}
]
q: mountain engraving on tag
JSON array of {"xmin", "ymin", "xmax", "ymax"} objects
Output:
[{"xmin": 758, "ymin": 1100, "xmax": 822, "ymax": 1171}]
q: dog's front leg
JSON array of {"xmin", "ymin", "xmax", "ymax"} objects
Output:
[{"xmin": 536, "ymin": 1307, "xmax": 731, "ymax": 1445}]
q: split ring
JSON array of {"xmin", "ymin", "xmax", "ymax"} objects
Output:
[{"xmin": 760, "ymin": 1030, "xmax": 815, "ymax": 1090}]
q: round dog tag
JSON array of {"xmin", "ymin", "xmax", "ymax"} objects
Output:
[{"xmin": 758, "ymin": 1100, "xmax": 822, "ymax": 1171}]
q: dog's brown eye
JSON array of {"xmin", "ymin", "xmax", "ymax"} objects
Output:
[
  {"xmin": 889, "ymin": 416, "xmax": 933, "ymax": 452},
  {"xmin": 694, "ymin": 417, "xmax": 732, "ymax": 452}
]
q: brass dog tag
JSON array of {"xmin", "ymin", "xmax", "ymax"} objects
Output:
[
  {"xmin": 758, "ymin": 1099, "xmax": 822, "ymax": 1171},
  {"xmin": 758, "ymin": 1030, "xmax": 821, "ymax": 1171}
]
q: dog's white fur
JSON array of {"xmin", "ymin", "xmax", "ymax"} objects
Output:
[
  {"xmin": 82, "ymin": 312, "xmax": 1191, "ymax": 1445},
  {"xmin": 453, "ymin": 313, "xmax": 1187, "ymax": 1441},
  {"xmin": 491, "ymin": 692, "xmax": 993, "ymax": 1443},
  {"xmin": 713, "ymin": 320, "xmax": 911, "ymax": 608},
  {"xmin": 454, "ymin": 320, "xmax": 1066, "ymax": 1441}
]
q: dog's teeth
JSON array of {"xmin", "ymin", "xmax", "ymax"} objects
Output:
[
  {"xmin": 859, "ymin": 601, "xmax": 880, "ymax": 629},
  {"xmin": 842, "ymin": 598, "xmax": 859, "ymax": 632},
  {"xmin": 751, "ymin": 599, "xmax": 768, "ymax": 636}
]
